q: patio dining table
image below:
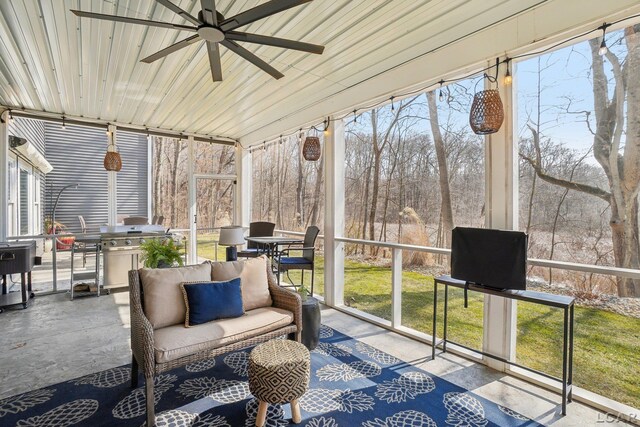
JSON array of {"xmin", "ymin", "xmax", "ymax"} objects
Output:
[{"xmin": 244, "ymin": 236, "xmax": 303, "ymax": 261}]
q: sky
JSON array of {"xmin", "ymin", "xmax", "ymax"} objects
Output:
[{"xmin": 516, "ymin": 27, "xmax": 627, "ymax": 158}]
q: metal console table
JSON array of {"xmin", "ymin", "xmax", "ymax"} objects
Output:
[{"xmin": 431, "ymin": 275, "xmax": 575, "ymax": 415}]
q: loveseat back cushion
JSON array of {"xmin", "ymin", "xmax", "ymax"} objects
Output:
[
  {"xmin": 153, "ymin": 307, "xmax": 294, "ymax": 363},
  {"xmin": 210, "ymin": 255, "xmax": 272, "ymax": 311},
  {"xmin": 180, "ymin": 278, "xmax": 244, "ymax": 327},
  {"xmin": 139, "ymin": 263, "xmax": 212, "ymax": 329}
]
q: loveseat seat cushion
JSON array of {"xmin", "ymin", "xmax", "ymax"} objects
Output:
[
  {"xmin": 139, "ymin": 263, "xmax": 212, "ymax": 329},
  {"xmin": 153, "ymin": 307, "xmax": 294, "ymax": 363},
  {"xmin": 210, "ymin": 256, "xmax": 272, "ymax": 311}
]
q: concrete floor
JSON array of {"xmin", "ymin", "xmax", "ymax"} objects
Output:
[{"xmin": 0, "ymin": 292, "xmax": 635, "ymax": 426}]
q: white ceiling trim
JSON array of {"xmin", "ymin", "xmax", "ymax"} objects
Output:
[{"xmin": 0, "ymin": 106, "xmax": 237, "ymax": 145}]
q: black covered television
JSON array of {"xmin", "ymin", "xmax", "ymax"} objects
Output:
[{"xmin": 450, "ymin": 227, "xmax": 528, "ymax": 291}]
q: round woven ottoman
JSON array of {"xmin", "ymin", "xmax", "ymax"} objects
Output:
[{"xmin": 248, "ymin": 339, "xmax": 310, "ymax": 426}]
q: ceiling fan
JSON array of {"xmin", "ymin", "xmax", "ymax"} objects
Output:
[{"xmin": 71, "ymin": 0, "xmax": 324, "ymax": 82}]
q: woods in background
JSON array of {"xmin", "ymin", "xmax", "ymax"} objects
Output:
[
  {"xmin": 150, "ymin": 25, "xmax": 640, "ymax": 298},
  {"xmin": 248, "ymin": 25, "xmax": 640, "ymax": 298},
  {"xmin": 251, "ymin": 135, "xmax": 325, "ymax": 231},
  {"xmin": 152, "ymin": 137, "xmax": 235, "ymax": 231}
]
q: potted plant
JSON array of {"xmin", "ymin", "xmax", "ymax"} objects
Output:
[
  {"xmin": 140, "ymin": 238, "xmax": 185, "ymax": 268},
  {"xmin": 297, "ymin": 284, "xmax": 309, "ymax": 302},
  {"xmin": 44, "ymin": 218, "xmax": 66, "ymax": 234},
  {"xmin": 44, "ymin": 218, "xmax": 75, "ymax": 251}
]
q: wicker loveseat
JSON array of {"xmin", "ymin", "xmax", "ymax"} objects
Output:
[{"xmin": 128, "ymin": 256, "xmax": 302, "ymax": 427}]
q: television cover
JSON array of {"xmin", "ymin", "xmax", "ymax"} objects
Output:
[{"xmin": 450, "ymin": 227, "xmax": 527, "ymax": 290}]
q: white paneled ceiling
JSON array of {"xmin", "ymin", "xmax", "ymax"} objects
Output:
[{"xmin": 0, "ymin": 0, "xmax": 633, "ymax": 144}]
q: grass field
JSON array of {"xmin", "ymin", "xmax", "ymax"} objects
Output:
[{"xmin": 196, "ymin": 236, "xmax": 640, "ymax": 408}]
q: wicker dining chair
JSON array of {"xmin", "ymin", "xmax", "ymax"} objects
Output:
[
  {"xmin": 123, "ymin": 216, "xmax": 149, "ymax": 225},
  {"xmin": 276, "ymin": 226, "xmax": 320, "ymax": 296},
  {"xmin": 237, "ymin": 221, "xmax": 276, "ymax": 258}
]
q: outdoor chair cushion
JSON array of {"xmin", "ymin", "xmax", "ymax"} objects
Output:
[
  {"xmin": 279, "ymin": 257, "xmax": 312, "ymax": 265},
  {"xmin": 153, "ymin": 307, "xmax": 294, "ymax": 363},
  {"xmin": 210, "ymin": 256, "xmax": 273, "ymax": 311},
  {"xmin": 139, "ymin": 263, "xmax": 212, "ymax": 329},
  {"xmin": 180, "ymin": 278, "xmax": 244, "ymax": 327}
]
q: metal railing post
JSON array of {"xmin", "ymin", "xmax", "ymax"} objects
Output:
[
  {"xmin": 391, "ymin": 247, "xmax": 402, "ymax": 328},
  {"xmin": 51, "ymin": 234, "xmax": 57, "ymax": 291}
]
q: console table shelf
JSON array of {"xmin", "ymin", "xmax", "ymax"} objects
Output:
[{"xmin": 431, "ymin": 275, "xmax": 575, "ymax": 415}]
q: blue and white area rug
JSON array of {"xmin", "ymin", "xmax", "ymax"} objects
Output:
[{"xmin": 0, "ymin": 326, "xmax": 539, "ymax": 426}]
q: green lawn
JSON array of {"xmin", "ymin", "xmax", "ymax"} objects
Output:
[
  {"xmin": 195, "ymin": 233, "xmax": 227, "ymax": 261},
  {"xmin": 196, "ymin": 236, "xmax": 640, "ymax": 408}
]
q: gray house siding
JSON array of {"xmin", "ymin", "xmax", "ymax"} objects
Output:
[
  {"xmin": 117, "ymin": 131, "xmax": 149, "ymax": 218},
  {"xmin": 44, "ymin": 123, "xmax": 148, "ymax": 233},
  {"xmin": 8, "ymin": 117, "xmax": 46, "ymax": 154},
  {"xmin": 7, "ymin": 117, "xmax": 47, "ymax": 234}
]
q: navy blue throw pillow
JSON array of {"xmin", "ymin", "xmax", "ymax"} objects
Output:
[{"xmin": 180, "ymin": 278, "xmax": 244, "ymax": 327}]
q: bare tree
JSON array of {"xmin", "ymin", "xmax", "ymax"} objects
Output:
[
  {"xmin": 426, "ymin": 91, "xmax": 454, "ymax": 247},
  {"xmin": 522, "ymin": 25, "xmax": 640, "ymax": 296}
]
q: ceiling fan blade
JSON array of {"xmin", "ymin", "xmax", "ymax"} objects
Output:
[
  {"xmin": 220, "ymin": 0, "xmax": 312, "ymax": 32},
  {"xmin": 200, "ymin": 0, "xmax": 218, "ymax": 25},
  {"xmin": 222, "ymin": 40, "xmax": 284, "ymax": 80},
  {"xmin": 206, "ymin": 41, "xmax": 223, "ymax": 82},
  {"xmin": 155, "ymin": 0, "xmax": 201, "ymax": 26},
  {"xmin": 226, "ymin": 31, "xmax": 324, "ymax": 54},
  {"xmin": 71, "ymin": 10, "xmax": 197, "ymax": 32},
  {"xmin": 141, "ymin": 34, "xmax": 201, "ymax": 63}
]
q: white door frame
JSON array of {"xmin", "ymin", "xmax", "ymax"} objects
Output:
[
  {"xmin": 17, "ymin": 158, "xmax": 34, "ymax": 236},
  {"xmin": 188, "ymin": 171, "xmax": 237, "ymax": 264},
  {"xmin": 6, "ymin": 153, "xmax": 17, "ymax": 237}
]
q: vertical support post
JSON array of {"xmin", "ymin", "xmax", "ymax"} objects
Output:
[
  {"xmin": 107, "ymin": 124, "xmax": 118, "ymax": 227},
  {"xmin": 324, "ymin": 117, "xmax": 345, "ymax": 306},
  {"xmin": 187, "ymin": 136, "xmax": 196, "ymax": 264},
  {"xmin": 391, "ymin": 247, "xmax": 402, "ymax": 328},
  {"xmin": 0, "ymin": 111, "xmax": 8, "ymax": 241},
  {"xmin": 483, "ymin": 60, "xmax": 518, "ymax": 371},
  {"xmin": 147, "ymin": 134, "xmax": 153, "ymax": 220},
  {"xmin": 235, "ymin": 143, "xmax": 251, "ymax": 228}
]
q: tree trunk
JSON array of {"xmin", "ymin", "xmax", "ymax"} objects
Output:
[
  {"xmin": 590, "ymin": 29, "xmax": 640, "ymax": 297},
  {"xmin": 170, "ymin": 140, "xmax": 181, "ymax": 227},
  {"xmin": 361, "ymin": 150, "xmax": 373, "ymax": 254},
  {"xmin": 276, "ymin": 145, "xmax": 282, "ymax": 229},
  {"xmin": 296, "ymin": 145, "xmax": 304, "ymax": 228},
  {"xmin": 525, "ymin": 170, "xmax": 537, "ymax": 237},
  {"xmin": 152, "ymin": 137, "xmax": 163, "ymax": 219},
  {"xmin": 426, "ymin": 92, "xmax": 454, "ymax": 247},
  {"xmin": 368, "ymin": 113, "xmax": 381, "ymax": 246}
]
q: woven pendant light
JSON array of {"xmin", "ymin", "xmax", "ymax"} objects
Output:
[
  {"xmin": 104, "ymin": 144, "xmax": 122, "ymax": 172},
  {"xmin": 469, "ymin": 89, "xmax": 504, "ymax": 135},
  {"xmin": 303, "ymin": 136, "xmax": 321, "ymax": 161}
]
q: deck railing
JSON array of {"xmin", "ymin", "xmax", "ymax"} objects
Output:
[{"xmin": 277, "ymin": 228, "xmax": 640, "ymax": 419}]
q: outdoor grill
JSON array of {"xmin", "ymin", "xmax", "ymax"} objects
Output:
[
  {"xmin": 0, "ymin": 241, "xmax": 36, "ymax": 310},
  {"xmin": 75, "ymin": 225, "xmax": 170, "ymax": 288}
]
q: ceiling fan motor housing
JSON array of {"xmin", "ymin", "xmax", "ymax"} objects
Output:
[{"xmin": 198, "ymin": 26, "xmax": 225, "ymax": 42}]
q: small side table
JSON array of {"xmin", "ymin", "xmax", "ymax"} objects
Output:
[
  {"xmin": 301, "ymin": 296, "xmax": 321, "ymax": 350},
  {"xmin": 289, "ymin": 297, "xmax": 322, "ymax": 350}
]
